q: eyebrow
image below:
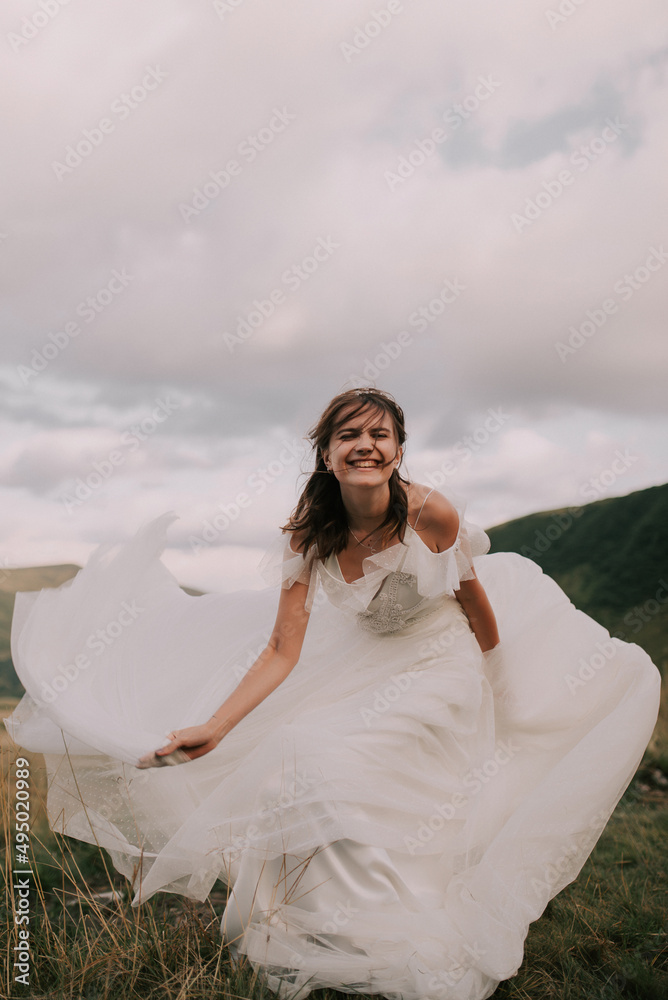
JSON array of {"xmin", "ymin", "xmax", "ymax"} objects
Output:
[{"xmin": 336, "ymin": 422, "xmax": 391, "ymax": 433}]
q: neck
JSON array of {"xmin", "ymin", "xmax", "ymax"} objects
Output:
[{"xmin": 339, "ymin": 482, "xmax": 392, "ymax": 530}]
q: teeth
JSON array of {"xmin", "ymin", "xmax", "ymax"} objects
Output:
[{"xmin": 350, "ymin": 461, "xmax": 379, "ymax": 467}]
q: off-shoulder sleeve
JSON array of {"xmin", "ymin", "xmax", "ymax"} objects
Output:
[
  {"xmin": 403, "ymin": 492, "xmax": 491, "ymax": 599},
  {"xmin": 257, "ymin": 531, "xmax": 319, "ymax": 612}
]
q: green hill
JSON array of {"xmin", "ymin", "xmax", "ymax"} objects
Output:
[
  {"xmin": 486, "ymin": 482, "xmax": 667, "ymax": 674},
  {"xmin": 1, "ymin": 484, "xmax": 665, "ymax": 697}
]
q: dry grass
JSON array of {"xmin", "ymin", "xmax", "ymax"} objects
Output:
[{"xmin": 1, "ymin": 695, "xmax": 666, "ymax": 1000}]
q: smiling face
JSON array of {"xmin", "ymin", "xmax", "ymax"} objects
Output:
[{"xmin": 323, "ymin": 404, "xmax": 402, "ymax": 484}]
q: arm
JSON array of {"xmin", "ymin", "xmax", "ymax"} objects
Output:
[
  {"xmin": 454, "ymin": 572, "xmax": 500, "ymax": 653},
  {"xmin": 145, "ymin": 536, "xmax": 312, "ymax": 764},
  {"xmin": 418, "ymin": 487, "xmax": 500, "ymax": 653},
  {"xmin": 209, "ymin": 568, "xmax": 311, "ymax": 740}
]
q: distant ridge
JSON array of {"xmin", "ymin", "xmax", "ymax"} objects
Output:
[
  {"xmin": 1, "ymin": 484, "xmax": 665, "ymax": 697},
  {"xmin": 487, "ymin": 482, "xmax": 667, "ymax": 673}
]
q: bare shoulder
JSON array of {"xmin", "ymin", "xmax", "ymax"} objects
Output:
[
  {"xmin": 407, "ymin": 483, "xmax": 459, "ymax": 552},
  {"xmin": 287, "ymin": 527, "xmax": 309, "ymax": 555},
  {"xmin": 407, "ymin": 482, "xmax": 458, "ymax": 524}
]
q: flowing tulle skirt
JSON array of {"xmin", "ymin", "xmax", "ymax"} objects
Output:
[{"xmin": 4, "ymin": 512, "xmax": 661, "ymax": 1000}]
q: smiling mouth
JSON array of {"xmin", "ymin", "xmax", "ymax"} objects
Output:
[{"xmin": 348, "ymin": 460, "xmax": 382, "ymax": 468}]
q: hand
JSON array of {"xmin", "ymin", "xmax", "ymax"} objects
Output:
[
  {"xmin": 136, "ymin": 720, "xmax": 221, "ymax": 769},
  {"xmin": 481, "ymin": 642, "xmax": 503, "ymax": 668},
  {"xmin": 481, "ymin": 643, "xmax": 514, "ymax": 707}
]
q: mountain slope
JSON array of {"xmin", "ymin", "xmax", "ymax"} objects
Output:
[
  {"xmin": 486, "ymin": 482, "xmax": 667, "ymax": 672},
  {"xmin": 1, "ymin": 484, "xmax": 665, "ymax": 696}
]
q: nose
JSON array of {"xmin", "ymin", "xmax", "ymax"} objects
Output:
[{"xmin": 353, "ymin": 432, "xmax": 375, "ymax": 452}]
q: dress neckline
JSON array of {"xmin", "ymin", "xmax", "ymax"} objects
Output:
[{"xmin": 333, "ymin": 523, "xmax": 416, "ymax": 586}]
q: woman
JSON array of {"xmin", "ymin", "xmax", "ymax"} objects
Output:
[{"xmin": 6, "ymin": 387, "xmax": 661, "ymax": 1000}]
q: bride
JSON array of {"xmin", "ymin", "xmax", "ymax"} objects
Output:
[
  {"xmin": 6, "ymin": 386, "xmax": 661, "ymax": 1000},
  {"xmin": 146, "ymin": 386, "xmax": 499, "ymax": 767}
]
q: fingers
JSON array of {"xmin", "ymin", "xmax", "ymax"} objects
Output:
[
  {"xmin": 157, "ymin": 736, "xmax": 208, "ymax": 757},
  {"xmin": 136, "ymin": 738, "xmax": 216, "ymax": 768},
  {"xmin": 181, "ymin": 742, "xmax": 213, "ymax": 760},
  {"xmin": 156, "ymin": 730, "xmax": 189, "ymax": 755},
  {"xmin": 145, "ymin": 724, "xmax": 219, "ymax": 767},
  {"xmin": 136, "ymin": 748, "xmax": 192, "ymax": 768}
]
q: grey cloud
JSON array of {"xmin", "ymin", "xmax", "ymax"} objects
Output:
[
  {"xmin": 0, "ymin": 0, "xmax": 665, "ymax": 540},
  {"xmin": 496, "ymin": 80, "xmax": 628, "ymax": 169}
]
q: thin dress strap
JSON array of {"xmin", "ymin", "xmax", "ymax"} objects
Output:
[{"xmin": 409, "ymin": 487, "xmax": 435, "ymax": 529}]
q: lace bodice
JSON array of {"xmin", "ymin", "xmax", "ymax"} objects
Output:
[
  {"xmin": 258, "ymin": 489, "xmax": 491, "ymax": 635},
  {"xmin": 320, "ymin": 526, "xmax": 450, "ymax": 633}
]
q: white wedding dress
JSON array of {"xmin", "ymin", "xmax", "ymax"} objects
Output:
[{"xmin": 5, "ymin": 490, "xmax": 661, "ymax": 1000}]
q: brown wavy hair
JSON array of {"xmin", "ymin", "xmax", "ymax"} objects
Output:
[{"xmin": 281, "ymin": 387, "xmax": 411, "ymax": 561}]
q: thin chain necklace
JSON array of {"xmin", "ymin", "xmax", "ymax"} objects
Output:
[{"xmin": 349, "ymin": 526, "xmax": 381, "ymax": 552}]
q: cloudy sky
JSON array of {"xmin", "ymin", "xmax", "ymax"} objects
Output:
[{"xmin": 1, "ymin": 0, "xmax": 666, "ymax": 593}]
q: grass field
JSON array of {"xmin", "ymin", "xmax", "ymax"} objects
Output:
[
  {"xmin": 2, "ymin": 485, "xmax": 667, "ymax": 997},
  {"xmin": 1, "ymin": 686, "xmax": 667, "ymax": 1000}
]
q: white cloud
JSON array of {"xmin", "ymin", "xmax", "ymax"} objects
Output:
[{"xmin": 0, "ymin": 0, "xmax": 666, "ymax": 585}]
